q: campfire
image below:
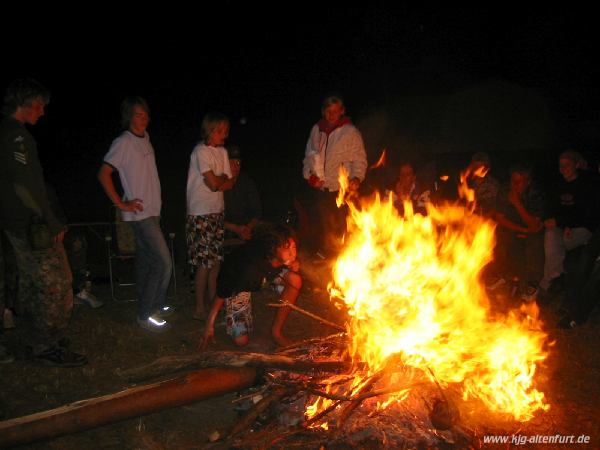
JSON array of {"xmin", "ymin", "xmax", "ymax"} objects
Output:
[
  {"xmin": 0, "ymin": 168, "xmax": 551, "ymax": 449},
  {"xmin": 216, "ymin": 167, "xmax": 551, "ymax": 448}
]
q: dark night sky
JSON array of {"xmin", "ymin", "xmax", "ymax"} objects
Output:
[{"xmin": 2, "ymin": 5, "xmax": 599, "ymax": 224}]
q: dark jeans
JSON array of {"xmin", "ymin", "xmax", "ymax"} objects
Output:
[
  {"xmin": 494, "ymin": 229, "xmax": 544, "ymax": 288},
  {"xmin": 295, "ymin": 185, "xmax": 347, "ymax": 255}
]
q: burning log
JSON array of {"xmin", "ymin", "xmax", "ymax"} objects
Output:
[
  {"xmin": 116, "ymin": 350, "xmax": 349, "ymax": 383},
  {"xmin": 0, "ymin": 367, "xmax": 258, "ymax": 448},
  {"xmin": 335, "ymin": 370, "xmax": 385, "ymax": 430}
]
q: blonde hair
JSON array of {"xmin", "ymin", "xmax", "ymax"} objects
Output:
[{"xmin": 201, "ymin": 112, "xmax": 229, "ymax": 142}]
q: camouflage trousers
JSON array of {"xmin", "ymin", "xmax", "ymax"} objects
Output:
[
  {"xmin": 3, "ymin": 229, "xmax": 73, "ymax": 353},
  {"xmin": 63, "ymin": 229, "xmax": 90, "ymax": 293}
]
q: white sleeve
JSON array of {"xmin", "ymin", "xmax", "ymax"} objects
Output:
[{"xmin": 302, "ymin": 125, "xmax": 319, "ymax": 179}]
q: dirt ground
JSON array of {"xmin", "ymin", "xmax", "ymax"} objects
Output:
[{"xmin": 1, "ymin": 253, "xmax": 600, "ymax": 449}]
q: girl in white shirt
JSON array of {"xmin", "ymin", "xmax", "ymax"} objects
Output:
[{"xmin": 186, "ymin": 112, "xmax": 234, "ymax": 320}]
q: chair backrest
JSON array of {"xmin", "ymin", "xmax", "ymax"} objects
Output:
[{"xmin": 115, "ymin": 209, "xmax": 136, "ymax": 254}]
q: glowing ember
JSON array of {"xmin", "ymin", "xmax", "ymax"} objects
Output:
[{"xmin": 308, "ymin": 168, "xmax": 549, "ymax": 425}]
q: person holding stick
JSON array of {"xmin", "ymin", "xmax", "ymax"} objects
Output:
[{"xmin": 200, "ymin": 223, "xmax": 302, "ymax": 348}]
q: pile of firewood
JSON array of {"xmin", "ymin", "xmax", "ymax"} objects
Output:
[
  {"xmin": 193, "ymin": 334, "xmax": 477, "ymax": 449},
  {"xmin": 1, "ymin": 333, "xmax": 486, "ymax": 449}
]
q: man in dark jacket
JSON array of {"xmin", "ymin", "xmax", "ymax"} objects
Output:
[{"xmin": 0, "ymin": 78, "xmax": 86, "ymax": 367}]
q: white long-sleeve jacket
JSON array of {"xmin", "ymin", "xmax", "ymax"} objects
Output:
[{"xmin": 302, "ymin": 122, "xmax": 367, "ymax": 192}]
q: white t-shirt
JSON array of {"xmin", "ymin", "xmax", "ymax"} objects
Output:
[
  {"xmin": 103, "ymin": 131, "xmax": 162, "ymax": 221},
  {"xmin": 186, "ymin": 143, "xmax": 232, "ymax": 216}
]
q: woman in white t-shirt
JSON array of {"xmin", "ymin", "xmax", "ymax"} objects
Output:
[{"xmin": 186, "ymin": 112, "xmax": 234, "ymax": 320}]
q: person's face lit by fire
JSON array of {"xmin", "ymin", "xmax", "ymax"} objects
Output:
[
  {"xmin": 20, "ymin": 98, "xmax": 46, "ymax": 125},
  {"xmin": 207, "ymin": 121, "xmax": 229, "ymax": 147},
  {"xmin": 559, "ymin": 157, "xmax": 578, "ymax": 182},
  {"xmin": 510, "ymin": 171, "xmax": 530, "ymax": 196},
  {"xmin": 275, "ymin": 238, "xmax": 297, "ymax": 266},
  {"xmin": 129, "ymin": 105, "xmax": 149, "ymax": 136},
  {"xmin": 322, "ymin": 102, "xmax": 345, "ymax": 127}
]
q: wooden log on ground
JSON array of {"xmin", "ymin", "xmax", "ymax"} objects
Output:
[
  {"xmin": 0, "ymin": 367, "xmax": 258, "ymax": 449},
  {"xmin": 116, "ymin": 351, "xmax": 349, "ymax": 382}
]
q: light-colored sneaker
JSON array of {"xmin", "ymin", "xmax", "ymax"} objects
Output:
[
  {"xmin": 75, "ymin": 289, "xmax": 104, "ymax": 309},
  {"xmin": 155, "ymin": 305, "xmax": 174, "ymax": 318},
  {"xmin": 137, "ymin": 315, "xmax": 171, "ymax": 333}
]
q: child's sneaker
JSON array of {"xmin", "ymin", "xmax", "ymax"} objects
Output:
[{"xmin": 75, "ymin": 289, "xmax": 104, "ymax": 309}]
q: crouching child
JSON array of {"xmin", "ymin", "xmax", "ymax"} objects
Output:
[{"xmin": 200, "ymin": 223, "xmax": 302, "ymax": 348}]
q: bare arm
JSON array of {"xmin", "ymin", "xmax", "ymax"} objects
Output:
[
  {"xmin": 493, "ymin": 210, "xmax": 529, "ymax": 234},
  {"xmin": 225, "ymin": 221, "xmax": 252, "ymax": 240},
  {"xmin": 508, "ymin": 190, "xmax": 542, "ymax": 232},
  {"xmin": 203, "ymin": 170, "xmax": 236, "ymax": 192},
  {"xmin": 97, "ymin": 163, "xmax": 143, "ymax": 212}
]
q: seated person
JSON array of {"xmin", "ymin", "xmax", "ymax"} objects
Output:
[
  {"xmin": 224, "ymin": 145, "xmax": 261, "ymax": 244},
  {"xmin": 540, "ymin": 150, "xmax": 600, "ymax": 296},
  {"xmin": 558, "ymin": 225, "xmax": 600, "ymax": 328},
  {"xmin": 47, "ymin": 183, "xmax": 102, "ymax": 308},
  {"xmin": 201, "ymin": 223, "xmax": 302, "ymax": 348},
  {"xmin": 386, "ymin": 161, "xmax": 431, "ymax": 216},
  {"xmin": 492, "ymin": 164, "xmax": 545, "ymax": 301},
  {"xmin": 468, "ymin": 152, "xmax": 499, "ymax": 217}
]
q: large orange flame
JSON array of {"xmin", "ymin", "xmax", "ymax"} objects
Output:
[{"xmin": 309, "ymin": 168, "xmax": 549, "ymax": 424}]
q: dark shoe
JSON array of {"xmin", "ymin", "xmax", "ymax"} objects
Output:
[
  {"xmin": 0, "ymin": 344, "xmax": 15, "ymax": 364},
  {"xmin": 557, "ymin": 316, "xmax": 577, "ymax": 329},
  {"xmin": 34, "ymin": 346, "xmax": 88, "ymax": 367},
  {"xmin": 537, "ymin": 288, "xmax": 552, "ymax": 306}
]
